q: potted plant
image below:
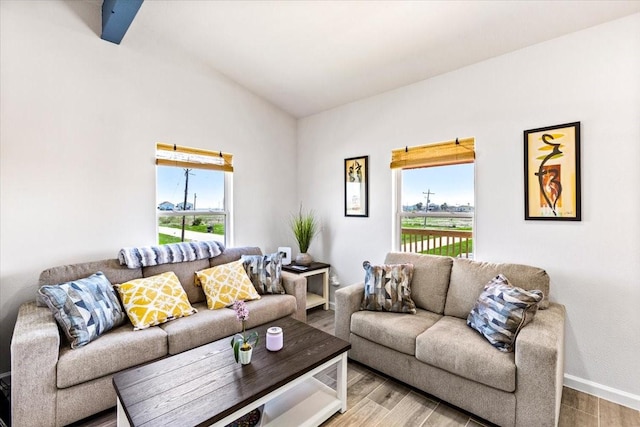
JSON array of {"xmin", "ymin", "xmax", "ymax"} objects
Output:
[
  {"xmin": 230, "ymin": 300, "xmax": 258, "ymax": 364},
  {"xmin": 290, "ymin": 205, "xmax": 318, "ymax": 266}
]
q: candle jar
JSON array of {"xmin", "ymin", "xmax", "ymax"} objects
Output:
[{"xmin": 266, "ymin": 327, "xmax": 283, "ymax": 351}]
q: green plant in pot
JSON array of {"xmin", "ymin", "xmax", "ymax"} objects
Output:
[{"xmin": 290, "ymin": 205, "xmax": 318, "ymax": 266}]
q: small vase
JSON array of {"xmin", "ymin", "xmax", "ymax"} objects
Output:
[
  {"xmin": 295, "ymin": 252, "xmax": 312, "ymax": 266},
  {"xmin": 266, "ymin": 327, "xmax": 283, "ymax": 351},
  {"xmin": 238, "ymin": 347, "xmax": 252, "ymax": 365}
]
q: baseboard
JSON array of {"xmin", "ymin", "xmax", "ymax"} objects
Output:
[
  {"xmin": 564, "ymin": 374, "xmax": 640, "ymax": 411},
  {"xmin": 329, "ymin": 301, "xmax": 335, "ymax": 311}
]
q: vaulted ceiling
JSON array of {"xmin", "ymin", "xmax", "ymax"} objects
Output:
[{"xmin": 119, "ymin": 1, "xmax": 640, "ymax": 118}]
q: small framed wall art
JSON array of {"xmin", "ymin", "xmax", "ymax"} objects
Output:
[
  {"xmin": 524, "ymin": 122, "xmax": 581, "ymax": 221},
  {"xmin": 344, "ymin": 156, "xmax": 369, "ymax": 217}
]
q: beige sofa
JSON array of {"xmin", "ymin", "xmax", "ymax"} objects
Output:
[
  {"xmin": 11, "ymin": 246, "xmax": 307, "ymax": 427},
  {"xmin": 335, "ymin": 252, "xmax": 565, "ymax": 427}
]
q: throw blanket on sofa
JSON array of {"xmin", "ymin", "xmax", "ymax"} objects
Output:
[{"xmin": 118, "ymin": 241, "xmax": 225, "ymax": 269}]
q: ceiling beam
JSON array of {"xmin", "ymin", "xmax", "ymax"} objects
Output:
[{"xmin": 101, "ymin": 0, "xmax": 144, "ymax": 45}]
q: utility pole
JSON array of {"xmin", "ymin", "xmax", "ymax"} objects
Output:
[
  {"xmin": 422, "ymin": 189, "xmax": 435, "ymax": 226},
  {"xmin": 181, "ymin": 168, "xmax": 193, "ymax": 241},
  {"xmin": 193, "ymin": 193, "xmax": 197, "ymax": 223}
]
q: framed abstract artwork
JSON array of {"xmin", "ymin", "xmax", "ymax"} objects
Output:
[
  {"xmin": 344, "ymin": 156, "xmax": 369, "ymax": 217},
  {"xmin": 524, "ymin": 122, "xmax": 581, "ymax": 221}
]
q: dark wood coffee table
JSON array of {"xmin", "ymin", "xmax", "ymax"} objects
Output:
[{"xmin": 112, "ymin": 317, "xmax": 351, "ymax": 427}]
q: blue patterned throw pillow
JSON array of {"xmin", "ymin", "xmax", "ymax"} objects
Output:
[
  {"xmin": 38, "ymin": 271, "xmax": 126, "ymax": 348},
  {"xmin": 467, "ymin": 274, "xmax": 543, "ymax": 352},
  {"xmin": 361, "ymin": 261, "xmax": 416, "ymax": 313},
  {"xmin": 241, "ymin": 252, "xmax": 284, "ymax": 294}
]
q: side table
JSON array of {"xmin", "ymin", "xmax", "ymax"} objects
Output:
[{"xmin": 282, "ymin": 262, "xmax": 330, "ymax": 310}]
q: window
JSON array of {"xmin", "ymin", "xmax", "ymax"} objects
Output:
[
  {"xmin": 391, "ymin": 138, "xmax": 475, "ymax": 258},
  {"xmin": 155, "ymin": 143, "xmax": 233, "ymax": 246}
]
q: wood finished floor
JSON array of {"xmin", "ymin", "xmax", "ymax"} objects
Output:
[{"xmin": 72, "ymin": 308, "xmax": 640, "ymax": 427}]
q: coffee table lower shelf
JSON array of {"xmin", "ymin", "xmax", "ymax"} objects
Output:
[{"xmin": 260, "ymin": 377, "xmax": 342, "ymax": 427}]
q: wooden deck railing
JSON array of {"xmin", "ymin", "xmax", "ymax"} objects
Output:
[{"xmin": 400, "ymin": 228, "xmax": 473, "ymax": 258}]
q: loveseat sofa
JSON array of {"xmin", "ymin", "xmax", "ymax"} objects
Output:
[
  {"xmin": 11, "ymin": 246, "xmax": 307, "ymax": 427},
  {"xmin": 335, "ymin": 252, "xmax": 566, "ymax": 427}
]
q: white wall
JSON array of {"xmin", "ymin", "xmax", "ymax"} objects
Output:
[
  {"xmin": 298, "ymin": 14, "xmax": 640, "ymax": 408},
  {"xmin": 0, "ymin": 1, "xmax": 299, "ymax": 372}
]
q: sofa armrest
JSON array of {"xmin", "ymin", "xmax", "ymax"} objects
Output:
[
  {"xmin": 282, "ymin": 271, "xmax": 307, "ymax": 323},
  {"xmin": 515, "ymin": 302, "xmax": 566, "ymax": 427},
  {"xmin": 334, "ymin": 283, "xmax": 365, "ymax": 342},
  {"xmin": 11, "ymin": 301, "xmax": 61, "ymax": 427}
]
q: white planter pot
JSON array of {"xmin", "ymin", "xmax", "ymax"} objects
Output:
[{"xmin": 239, "ymin": 347, "xmax": 253, "ymax": 365}]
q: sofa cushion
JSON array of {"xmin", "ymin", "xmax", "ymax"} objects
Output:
[
  {"xmin": 159, "ymin": 302, "xmax": 241, "ymax": 354},
  {"xmin": 210, "ymin": 246, "xmax": 263, "ymax": 268},
  {"xmin": 351, "ymin": 308, "xmax": 442, "ymax": 356},
  {"xmin": 38, "ymin": 272, "xmax": 126, "ymax": 349},
  {"xmin": 242, "ymin": 294, "xmax": 297, "ymax": 329},
  {"xmin": 37, "ymin": 258, "xmax": 142, "ymax": 307},
  {"xmin": 445, "ymin": 258, "xmax": 550, "ymax": 319},
  {"xmin": 115, "ymin": 271, "xmax": 197, "ymax": 330},
  {"xmin": 361, "ymin": 261, "xmax": 416, "ymax": 313},
  {"xmin": 385, "ymin": 252, "xmax": 452, "ymax": 314},
  {"xmin": 143, "ymin": 258, "xmax": 211, "ymax": 304},
  {"xmin": 39, "ymin": 258, "xmax": 143, "ymax": 288},
  {"xmin": 467, "ymin": 274, "xmax": 543, "ymax": 352},
  {"xmin": 195, "ymin": 260, "xmax": 261, "ymax": 309},
  {"xmin": 57, "ymin": 322, "xmax": 168, "ymax": 388},
  {"xmin": 241, "ymin": 252, "xmax": 285, "ymax": 294},
  {"xmin": 415, "ymin": 316, "xmax": 516, "ymax": 392}
]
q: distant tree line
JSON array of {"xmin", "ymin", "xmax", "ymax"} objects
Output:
[{"xmin": 404, "ymin": 202, "xmax": 473, "ymax": 213}]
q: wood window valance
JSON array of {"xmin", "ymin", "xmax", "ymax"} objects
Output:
[
  {"xmin": 156, "ymin": 143, "xmax": 233, "ymax": 172},
  {"xmin": 390, "ymin": 137, "xmax": 475, "ymax": 169}
]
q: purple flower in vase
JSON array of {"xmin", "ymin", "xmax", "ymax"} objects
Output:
[
  {"xmin": 233, "ymin": 300, "xmax": 249, "ymax": 322},
  {"xmin": 230, "ymin": 300, "xmax": 259, "ymax": 363}
]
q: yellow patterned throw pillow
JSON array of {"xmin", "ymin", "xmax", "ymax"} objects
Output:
[
  {"xmin": 195, "ymin": 260, "xmax": 261, "ymax": 309},
  {"xmin": 115, "ymin": 271, "xmax": 197, "ymax": 330}
]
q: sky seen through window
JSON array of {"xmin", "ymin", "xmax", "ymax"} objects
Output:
[
  {"xmin": 402, "ymin": 163, "xmax": 474, "ymax": 208},
  {"xmin": 156, "ymin": 166, "xmax": 224, "ymax": 210}
]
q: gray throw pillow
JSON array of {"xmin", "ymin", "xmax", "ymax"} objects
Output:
[
  {"xmin": 38, "ymin": 271, "xmax": 126, "ymax": 348},
  {"xmin": 241, "ymin": 252, "xmax": 284, "ymax": 294},
  {"xmin": 361, "ymin": 261, "xmax": 416, "ymax": 314},
  {"xmin": 467, "ymin": 274, "xmax": 543, "ymax": 352}
]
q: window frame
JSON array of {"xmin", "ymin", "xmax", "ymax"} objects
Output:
[
  {"xmin": 391, "ymin": 138, "xmax": 476, "ymax": 256},
  {"xmin": 155, "ymin": 143, "xmax": 234, "ymax": 246}
]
